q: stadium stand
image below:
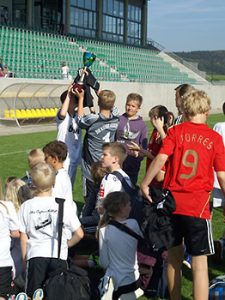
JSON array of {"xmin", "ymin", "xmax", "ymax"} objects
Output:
[
  {"xmin": 0, "ymin": 81, "xmax": 65, "ymax": 127},
  {"xmin": 0, "ymin": 25, "xmax": 206, "ymax": 84}
]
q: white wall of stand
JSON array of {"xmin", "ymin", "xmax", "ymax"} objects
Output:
[{"xmin": 0, "ymin": 78, "xmax": 224, "ymax": 128}]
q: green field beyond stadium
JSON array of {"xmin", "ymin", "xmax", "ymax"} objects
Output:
[{"xmin": 0, "ymin": 114, "xmax": 224, "ymax": 299}]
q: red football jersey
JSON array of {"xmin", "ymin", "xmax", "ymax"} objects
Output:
[{"xmin": 159, "ymin": 122, "xmax": 225, "ymax": 219}]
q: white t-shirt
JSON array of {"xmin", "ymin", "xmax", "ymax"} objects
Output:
[
  {"xmin": 0, "ymin": 201, "xmax": 19, "ymax": 267},
  {"xmin": 97, "ymin": 169, "xmax": 132, "ymax": 210},
  {"xmin": 99, "ymin": 218, "xmax": 141, "ymax": 290},
  {"xmin": 19, "ymin": 196, "xmax": 81, "ymax": 260},
  {"xmin": 52, "ymin": 168, "xmax": 75, "ymax": 208},
  {"xmin": 213, "ymin": 122, "xmax": 225, "ymax": 207},
  {"xmin": 56, "ymin": 111, "xmax": 82, "ymax": 169}
]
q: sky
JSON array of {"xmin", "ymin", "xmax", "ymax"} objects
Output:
[{"xmin": 147, "ymin": 0, "xmax": 225, "ymax": 52}]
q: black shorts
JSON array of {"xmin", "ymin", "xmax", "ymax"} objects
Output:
[
  {"xmin": 26, "ymin": 257, "xmax": 67, "ymax": 297},
  {"xmin": 170, "ymin": 214, "xmax": 214, "ymax": 256},
  {"xmin": 0, "ymin": 266, "xmax": 12, "ymax": 298}
]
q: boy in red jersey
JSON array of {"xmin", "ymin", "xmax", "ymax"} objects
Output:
[{"xmin": 140, "ymin": 90, "xmax": 225, "ymax": 300}]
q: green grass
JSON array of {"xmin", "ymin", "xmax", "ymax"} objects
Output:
[
  {"xmin": 206, "ymin": 74, "xmax": 225, "ymax": 81},
  {"xmin": 0, "ymin": 113, "xmax": 225, "ymax": 299}
]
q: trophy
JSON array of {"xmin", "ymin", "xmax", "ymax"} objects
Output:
[{"xmin": 72, "ymin": 52, "xmax": 100, "ymax": 109}]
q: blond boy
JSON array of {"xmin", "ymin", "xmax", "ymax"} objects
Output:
[{"xmin": 19, "ymin": 162, "xmax": 83, "ymax": 298}]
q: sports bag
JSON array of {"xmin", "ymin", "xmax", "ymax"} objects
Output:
[
  {"xmin": 44, "ymin": 265, "xmax": 91, "ymax": 300},
  {"xmin": 209, "ymin": 275, "xmax": 225, "ymax": 299},
  {"xmin": 142, "ymin": 189, "xmax": 176, "ymax": 250}
]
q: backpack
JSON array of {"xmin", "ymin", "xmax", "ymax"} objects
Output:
[
  {"xmin": 209, "ymin": 275, "xmax": 225, "ymax": 299},
  {"xmin": 142, "ymin": 189, "xmax": 176, "ymax": 251},
  {"xmin": 44, "ymin": 265, "xmax": 91, "ymax": 300},
  {"xmin": 112, "ymin": 171, "xmax": 144, "ymax": 225}
]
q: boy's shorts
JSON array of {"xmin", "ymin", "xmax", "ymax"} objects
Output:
[
  {"xmin": 170, "ymin": 214, "xmax": 214, "ymax": 256},
  {"xmin": 26, "ymin": 257, "xmax": 67, "ymax": 297},
  {"xmin": 0, "ymin": 266, "xmax": 12, "ymax": 298}
]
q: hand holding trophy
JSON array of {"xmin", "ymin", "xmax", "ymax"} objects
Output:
[{"xmin": 72, "ymin": 51, "xmax": 100, "ymax": 111}]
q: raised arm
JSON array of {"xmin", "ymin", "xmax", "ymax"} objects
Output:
[
  {"xmin": 151, "ymin": 116, "xmax": 166, "ymax": 140},
  {"xmin": 76, "ymin": 88, "xmax": 85, "ymax": 118},
  {"xmin": 59, "ymin": 84, "xmax": 73, "ymax": 118}
]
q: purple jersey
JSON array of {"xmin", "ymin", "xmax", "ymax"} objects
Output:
[{"xmin": 116, "ymin": 113, "xmax": 148, "ymax": 181}]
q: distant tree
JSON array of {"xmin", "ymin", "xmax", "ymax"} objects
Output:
[{"xmin": 175, "ymin": 50, "xmax": 225, "ymax": 77}]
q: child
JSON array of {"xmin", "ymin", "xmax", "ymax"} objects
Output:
[
  {"xmin": 80, "ymin": 161, "xmax": 110, "ymax": 229},
  {"xmin": 21, "ymin": 149, "xmax": 45, "ymax": 186},
  {"xmin": 212, "ymin": 102, "xmax": 225, "ymax": 264},
  {"xmin": 140, "ymin": 90, "xmax": 225, "ymax": 300},
  {"xmin": 5, "ymin": 179, "xmax": 32, "ymax": 280},
  {"xmin": 43, "ymin": 140, "xmax": 75, "ymax": 208},
  {"xmin": 0, "ymin": 199, "xmax": 20, "ymax": 300},
  {"xmin": 213, "ymin": 101, "xmax": 225, "ymax": 208},
  {"xmin": 129, "ymin": 105, "xmax": 174, "ymax": 193},
  {"xmin": 56, "ymin": 85, "xmax": 82, "ymax": 187},
  {"xmin": 116, "ymin": 93, "xmax": 148, "ymax": 184},
  {"xmin": 76, "ymin": 88, "xmax": 119, "ymax": 219},
  {"xmin": 97, "ymin": 191, "xmax": 143, "ymax": 300},
  {"xmin": 97, "ymin": 142, "xmax": 132, "ymax": 213},
  {"xmin": 19, "ymin": 162, "xmax": 84, "ymax": 298},
  {"xmin": 174, "ymin": 83, "xmax": 195, "ymax": 124}
]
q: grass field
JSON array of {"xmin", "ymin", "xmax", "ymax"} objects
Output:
[
  {"xmin": 0, "ymin": 113, "xmax": 225, "ymax": 299},
  {"xmin": 206, "ymin": 74, "xmax": 225, "ymax": 81}
]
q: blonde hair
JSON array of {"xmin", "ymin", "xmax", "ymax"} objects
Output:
[
  {"xmin": 90, "ymin": 161, "xmax": 110, "ymax": 186},
  {"xmin": 30, "ymin": 162, "xmax": 56, "ymax": 195},
  {"xmin": 126, "ymin": 93, "xmax": 143, "ymax": 107},
  {"xmin": 96, "ymin": 191, "xmax": 130, "ymax": 239},
  {"xmin": 98, "ymin": 90, "xmax": 116, "ymax": 110},
  {"xmin": 102, "ymin": 142, "xmax": 127, "ymax": 165},
  {"xmin": 5, "ymin": 179, "xmax": 31, "ymax": 212},
  {"xmin": 182, "ymin": 90, "xmax": 211, "ymax": 118},
  {"xmin": 28, "ymin": 148, "xmax": 45, "ymax": 168}
]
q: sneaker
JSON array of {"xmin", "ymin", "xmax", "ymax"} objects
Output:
[
  {"xmin": 32, "ymin": 288, "xmax": 44, "ymax": 300},
  {"xmin": 183, "ymin": 254, "xmax": 192, "ymax": 269},
  {"xmin": 15, "ymin": 293, "xmax": 28, "ymax": 300}
]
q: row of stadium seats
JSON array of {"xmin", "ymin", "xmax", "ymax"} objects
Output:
[
  {"xmin": 4, "ymin": 108, "xmax": 58, "ymax": 119},
  {"xmin": 0, "ymin": 25, "xmax": 198, "ymax": 84}
]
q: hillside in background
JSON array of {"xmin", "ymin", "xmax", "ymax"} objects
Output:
[{"xmin": 174, "ymin": 50, "xmax": 225, "ymax": 80}]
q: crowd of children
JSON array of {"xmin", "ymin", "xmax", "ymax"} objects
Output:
[{"xmin": 1, "ymin": 82, "xmax": 225, "ymax": 300}]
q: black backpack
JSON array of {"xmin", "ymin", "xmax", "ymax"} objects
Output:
[
  {"xmin": 43, "ymin": 198, "xmax": 91, "ymax": 300},
  {"xmin": 44, "ymin": 265, "xmax": 91, "ymax": 300},
  {"xmin": 142, "ymin": 189, "xmax": 176, "ymax": 251}
]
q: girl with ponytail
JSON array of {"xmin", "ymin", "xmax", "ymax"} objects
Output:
[{"xmin": 97, "ymin": 191, "xmax": 143, "ymax": 299}]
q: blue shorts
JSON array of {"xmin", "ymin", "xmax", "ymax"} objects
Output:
[{"xmin": 170, "ymin": 214, "xmax": 214, "ymax": 256}]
